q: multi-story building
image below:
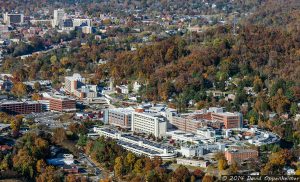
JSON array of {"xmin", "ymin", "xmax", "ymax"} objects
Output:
[
  {"xmin": 73, "ymin": 19, "xmax": 91, "ymax": 27},
  {"xmin": 225, "ymin": 148, "xmax": 258, "ymax": 164},
  {"xmin": 172, "ymin": 116, "xmax": 204, "ymax": 133},
  {"xmin": 131, "ymin": 109, "xmax": 167, "ymax": 137},
  {"xmin": 64, "ymin": 73, "xmax": 85, "ymax": 94},
  {"xmin": 180, "ymin": 143, "xmax": 226, "ymax": 157},
  {"xmin": 106, "ymin": 108, "xmax": 134, "ymax": 129},
  {"xmin": 52, "ymin": 9, "xmax": 65, "ymax": 28},
  {"xmin": 3, "ymin": 13, "xmax": 24, "ymax": 25},
  {"xmin": 62, "ymin": 19, "xmax": 74, "ymax": 31},
  {"xmin": 211, "ymin": 112, "xmax": 242, "ymax": 129},
  {"xmin": 93, "ymin": 128, "xmax": 176, "ymax": 159},
  {"xmin": 42, "ymin": 93, "xmax": 76, "ymax": 112},
  {"xmin": 0, "ymin": 101, "xmax": 42, "ymax": 114},
  {"xmin": 73, "ymin": 85, "xmax": 98, "ymax": 99},
  {"xmin": 171, "ymin": 107, "xmax": 243, "ymax": 131},
  {"xmin": 64, "ymin": 74, "xmax": 97, "ymax": 99}
]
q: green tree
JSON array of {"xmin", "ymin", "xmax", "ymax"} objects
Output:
[
  {"xmin": 290, "ymin": 102, "xmax": 298, "ymax": 116},
  {"xmin": 77, "ymin": 134, "xmax": 87, "ymax": 147},
  {"xmin": 125, "ymin": 152, "xmax": 136, "ymax": 172},
  {"xmin": 133, "ymin": 159, "xmax": 143, "ymax": 174},
  {"xmin": 0, "ymin": 154, "xmax": 11, "ymax": 170}
]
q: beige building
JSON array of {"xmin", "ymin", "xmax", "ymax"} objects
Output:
[
  {"xmin": 132, "ymin": 109, "xmax": 167, "ymax": 137},
  {"xmin": 177, "ymin": 158, "xmax": 209, "ymax": 168}
]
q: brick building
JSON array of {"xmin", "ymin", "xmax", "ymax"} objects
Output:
[
  {"xmin": 0, "ymin": 101, "xmax": 42, "ymax": 114},
  {"xmin": 225, "ymin": 148, "xmax": 258, "ymax": 164},
  {"xmin": 42, "ymin": 93, "xmax": 76, "ymax": 112},
  {"xmin": 211, "ymin": 112, "xmax": 242, "ymax": 129}
]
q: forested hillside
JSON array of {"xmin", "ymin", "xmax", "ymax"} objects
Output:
[
  {"xmin": 246, "ymin": 0, "xmax": 300, "ymax": 31},
  {"xmin": 96, "ymin": 24, "xmax": 300, "ymax": 101}
]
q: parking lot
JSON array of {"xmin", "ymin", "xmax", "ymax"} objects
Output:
[{"xmin": 28, "ymin": 112, "xmax": 68, "ymax": 128}]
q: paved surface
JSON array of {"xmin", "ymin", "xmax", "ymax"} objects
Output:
[{"xmin": 79, "ymin": 153, "xmax": 103, "ymax": 181}]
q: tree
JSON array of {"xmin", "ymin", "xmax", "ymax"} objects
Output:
[
  {"xmin": 172, "ymin": 165, "xmax": 190, "ymax": 182},
  {"xmin": 229, "ymin": 160, "xmax": 238, "ymax": 174},
  {"xmin": 133, "ymin": 159, "xmax": 143, "ymax": 174},
  {"xmin": 144, "ymin": 158, "xmax": 153, "ymax": 172},
  {"xmin": 261, "ymin": 149, "xmax": 291, "ymax": 175},
  {"xmin": 202, "ymin": 174, "xmax": 214, "ymax": 182},
  {"xmin": 36, "ymin": 166, "xmax": 62, "ymax": 182},
  {"xmin": 13, "ymin": 148, "xmax": 35, "ymax": 178},
  {"xmin": 32, "ymin": 93, "xmax": 41, "ymax": 101},
  {"xmin": 153, "ymin": 156, "xmax": 162, "ymax": 167},
  {"xmin": 290, "ymin": 102, "xmax": 298, "ymax": 116},
  {"xmin": 191, "ymin": 175, "xmax": 196, "ymax": 182},
  {"xmin": 0, "ymin": 154, "xmax": 11, "ymax": 170},
  {"xmin": 175, "ymin": 93, "xmax": 187, "ymax": 113},
  {"xmin": 269, "ymin": 88, "xmax": 290, "ymax": 114},
  {"xmin": 214, "ymin": 152, "xmax": 226, "ymax": 160},
  {"xmin": 146, "ymin": 170, "xmax": 160, "ymax": 182},
  {"xmin": 50, "ymin": 55, "xmax": 58, "ymax": 65},
  {"xmin": 253, "ymin": 76, "xmax": 263, "ymax": 93},
  {"xmin": 77, "ymin": 134, "xmax": 87, "ymax": 147},
  {"xmin": 33, "ymin": 82, "xmax": 41, "ymax": 92},
  {"xmin": 11, "ymin": 82, "xmax": 28, "ymax": 98},
  {"xmin": 10, "ymin": 118, "xmax": 22, "ymax": 137},
  {"xmin": 218, "ymin": 159, "xmax": 228, "ymax": 171},
  {"xmin": 36, "ymin": 159, "xmax": 47, "ymax": 173},
  {"xmin": 193, "ymin": 168, "xmax": 204, "ymax": 178},
  {"xmin": 125, "ymin": 152, "xmax": 136, "ymax": 172},
  {"xmin": 114, "ymin": 156, "xmax": 123, "ymax": 178},
  {"xmin": 52, "ymin": 128, "xmax": 67, "ymax": 144}
]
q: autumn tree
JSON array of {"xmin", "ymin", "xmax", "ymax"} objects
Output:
[
  {"xmin": 193, "ymin": 168, "xmax": 204, "ymax": 179},
  {"xmin": 172, "ymin": 165, "xmax": 191, "ymax": 181},
  {"xmin": 13, "ymin": 148, "xmax": 36, "ymax": 178},
  {"xmin": 261, "ymin": 149, "xmax": 292, "ymax": 175},
  {"xmin": 269, "ymin": 88, "xmax": 290, "ymax": 114},
  {"xmin": 36, "ymin": 159, "xmax": 47, "ymax": 173},
  {"xmin": 153, "ymin": 156, "xmax": 162, "ymax": 167},
  {"xmin": 218, "ymin": 159, "xmax": 228, "ymax": 171},
  {"xmin": 114, "ymin": 156, "xmax": 124, "ymax": 178},
  {"xmin": 11, "ymin": 82, "xmax": 28, "ymax": 98},
  {"xmin": 52, "ymin": 128, "xmax": 67, "ymax": 144},
  {"xmin": 144, "ymin": 157, "xmax": 153, "ymax": 172},
  {"xmin": 36, "ymin": 166, "xmax": 62, "ymax": 182},
  {"xmin": 253, "ymin": 76, "xmax": 264, "ymax": 93},
  {"xmin": 202, "ymin": 174, "xmax": 214, "ymax": 182},
  {"xmin": 33, "ymin": 82, "xmax": 41, "ymax": 92},
  {"xmin": 32, "ymin": 93, "xmax": 41, "ymax": 100},
  {"xmin": 125, "ymin": 152, "xmax": 136, "ymax": 172},
  {"xmin": 133, "ymin": 159, "xmax": 143, "ymax": 174},
  {"xmin": 228, "ymin": 160, "xmax": 239, "ymax": 174}
]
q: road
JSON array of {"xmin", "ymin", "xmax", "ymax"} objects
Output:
[{"xmin": 79, "ymin": 153, "xmax": 103, "ymax": 181}]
